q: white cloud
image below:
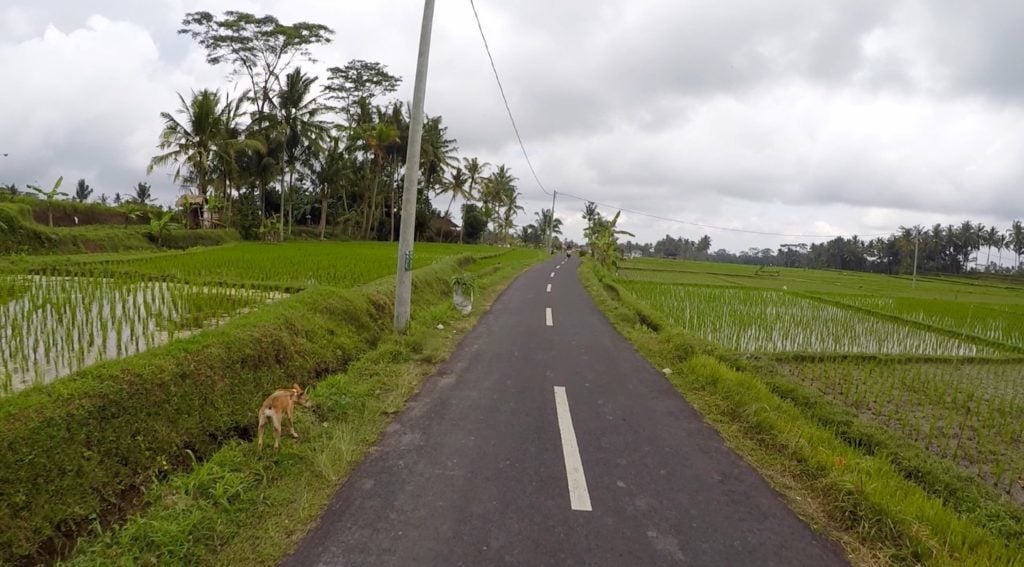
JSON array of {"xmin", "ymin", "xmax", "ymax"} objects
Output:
[{"xmin": 2, "ymin": 0, "xmax": 1023, "ymax": 252}]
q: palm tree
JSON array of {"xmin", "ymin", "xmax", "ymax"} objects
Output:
[
  {"xmin": 132, "ymin": 182, "xmax": 155, "ymax": 204},
  {"xmin": 461, "ymin": 157, "xmax": 489, "ymax": 243},
  {"xmin": 983, "ymin": 225, "xmax": 1000, "ymax": 270},
  {"xmin": 27, "ymin": 176, "xmax": 67, "ymax": 227},
  {"xmin": 436, "ymin": 166, "xmax": 470, "ymax": 242},
  {"xmin": 210, "ymin": 90, "xmax": 261, "ymax": 227},
  {"xmin": 418, "ymin": 115, "xmax": 457, "ymax": 196},
  {"xmin": 73, "ymin": 179, "xmax": 93, "ymax": 203},
  {"xmin": 534, "ymin": 208, "xmax": 562, "ymax": 245},
  {"xmin": 307, "ymin": 137, "xmax": 349, "ymax": 240},
  {"xmin": 271, "ymin": 67, "xmax": 329, "ymax": 239},
  {"xmin": 361, "ymin": 118, "xmax": 400, "ymax": 240},
  {"xmin": 1010, "ymin": 221, "xmax": 1024, "ymax": 269},
  {"xmin": 996, "ymin": 232, "xmax": 1009, "ymax": 268},
  {"xmin": 149, "ymin": 89, "xmax": 224, "ymax": 228},
  {"xmin": 482, "ymin": 165, "xmax": 517, "ymax": 240}
]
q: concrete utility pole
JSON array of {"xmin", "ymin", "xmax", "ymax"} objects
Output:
[
  {"xmin": 547, "ymin": 190, "xmax": 557, "ymax": 254},
  {"xmin": 394, "ymin": 0, "xmax": 436, "ymax": 332}
]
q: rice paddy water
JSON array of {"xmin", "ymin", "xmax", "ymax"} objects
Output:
[
  {"xmin": 0, "ymin": 273, "xmax": 281, "ymax": 395},
  {"xmin": 616, "ymin": 259, "xmax": 1024, "ymax": 502}
]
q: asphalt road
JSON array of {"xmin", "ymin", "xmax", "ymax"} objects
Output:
[{"xmin": 281, "ymin": 256, "xmax": 848, "ymax": 566}]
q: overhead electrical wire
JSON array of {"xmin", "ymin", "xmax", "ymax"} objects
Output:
[{"xmin": 468, "ymin": 0, "xmax": 895, "ymax": 241}]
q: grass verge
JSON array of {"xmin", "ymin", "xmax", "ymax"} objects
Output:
[
  {"xmin": 579, "ymin": 261, "xmax": 1023, "ymax": 566},
  {"xmin": 0, "ymin": 202, "xmax": 238, "ymax": 255},
  {"xmin": 60, "ymin": 249, "xmax": 541, "ymax": 566}
]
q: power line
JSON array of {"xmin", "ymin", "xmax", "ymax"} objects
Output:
[
  {"xmin": 468, "ymin": 0, "xmax": 551, "ymax": 196},
  {"xmin": 467, "ymin": 0, "xmax": 893, "ymax": 241}
]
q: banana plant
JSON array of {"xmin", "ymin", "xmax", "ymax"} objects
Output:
[
  {"xmin": 147, "ymin": 210, "xmax": 181, "ymax": 247},
  {"xmin": 26, "ymin": 176, "xmax": 67, "ymax": 227},
  {"xmin": 585, "ymin": 210, "xmax": 634, "ymax": 272}
]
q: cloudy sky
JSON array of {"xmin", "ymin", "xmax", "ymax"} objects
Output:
[{"xmin": 1, "ymin": 0, "xmax": 1023, "ymax": 251}]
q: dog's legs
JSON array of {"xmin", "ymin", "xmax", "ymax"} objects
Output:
[
  {"xmin": 287, "ymin": 405, "xmax": 299, "ymax": 439},
  {"xmin": 271, "ymin": 411, "xmax": 283, "ymax": 452},
  {"xmin": 257, "ymin": 410, "xmax": 267, "ymax": 453}
]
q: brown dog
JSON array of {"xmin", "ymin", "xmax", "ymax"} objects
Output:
[{"xmin": 257, "ymin": 384, "xmax": 312, "ymax": 453}]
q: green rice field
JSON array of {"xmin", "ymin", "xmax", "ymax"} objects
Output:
[
  {"xmin": 616, "ymin": 259, "xmax": 1024, "ymax": 502},
  {"xmin": 0, "ymin": 241, "xmax": 505, "ymax": 395}
]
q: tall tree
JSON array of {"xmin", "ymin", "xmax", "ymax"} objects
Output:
[
  {"xmin": 983, "ymin": 224, "xmax": 1000, "ymax": 269},
  {"xmin": 1010, "ymin": 221, "xmax": 1024, "ymax": 268},
  {"xmin": 179, "ymin": 11, "xmax": 333, "ymax": 121},
  {"xmin": 481, "ymin": 165, "xmax": 517, "ymax": 242},
  {"xmin": 461, "ymin": 157, "xmax": 488, "ymax": 243},
  {"xmin": 534, "ymin": 208, "xmax": 562, "ymax": 244},
  {"xmin": 132, "ymin": 182, "xmax": 155, "ymax": 204},
  {"xmin": 149, "ymin": 90, "xmax": 225, "ymax": 227},
  {"xmin": 436, "ymin": 166, "xmax": 470, "ymax": 242},
  {"xmin": 323, "ymin": 59, "xmax": 401, "ymax": 121},
  {"xmin": 270, "ymin": 67, "xmax": 328, "ymax": 238},
  {"xmin": 73, "ymin": 179, "xmax": 93, "ymax": 202}
]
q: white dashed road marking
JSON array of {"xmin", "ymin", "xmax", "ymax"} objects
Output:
[
  {"xmin": 546, "ymin": 283, "xmax": 552, "ymax": 293},
  {"xmin": 553, "ymin": 386, "xmax": 592, "ymax": 512},
  {"xmin": 546, "ymin": 307, "xmax": 553, "ymax": 326}
]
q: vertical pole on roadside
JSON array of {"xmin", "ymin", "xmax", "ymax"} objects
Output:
[
  {"xmin": 395, "ymin": 0, "xmax": 436, "ymax": 332},
  {"xmin": 547, "ymin": 190, "xmax": 557, "ymax": 254}
]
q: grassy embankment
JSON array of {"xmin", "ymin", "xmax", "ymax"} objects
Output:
[
  {"xmin": 0, "ymin": 241, "xmax": 542, "ymax": 565},
  {"xmin": 582, "ymin": 258, "xmax": 1024, "ymax": 566},
  {"xmin": 0, "ymin": 202, "xmax": 238, "ymax": 255}
]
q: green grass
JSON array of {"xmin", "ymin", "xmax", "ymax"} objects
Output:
[
  {"xmin": 621, "ymin": 281, "xmax": 996, "ymax": 356},
  {"xmin": 61, "ymin": 248, "xmax": 542, "ymax": 566},
  {"xmin": 778, "ymin": 358, "xmax": 1024, "ymax": 498},
  {"xmin": 0, "ymin": 202, "xmax": 239, "ymax": 255},
  {"xmin": 0, "ymin": 241, "xmax": 542, "ymax": 566},
  {"xmin": 581, "ymin": 261, "xmax": 1024, "ymax": 566},
  {"xmin": 91, "ymin": 241, "xmax": 508, "ymax": 288},
  {"xmin": 819, "ymin": 295, "xmax": 1024, "ymax": 351}
]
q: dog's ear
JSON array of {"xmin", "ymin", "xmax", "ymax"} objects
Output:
[{"xmin": 292, "ymin": 383, "xmax": 302, "ymax": 392}]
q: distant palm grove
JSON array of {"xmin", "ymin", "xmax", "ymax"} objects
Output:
[
  {"xmin": 145, "ymin": 11, "xmax": 558, "ymax": 246},
  {"xmin": 629, "ymin": 220, "xmax": 1024, "ymax": 276}
]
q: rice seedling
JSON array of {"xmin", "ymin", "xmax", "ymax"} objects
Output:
[
  {"xmin": 94, "ymin": 241, "xmax": 502, "ymax": 289},
  {"xmin": 780, "ymin": 359, "xmax": 1024, "ymax": 501},
  {"xmin": 0, "ymin": 271, "xmax": 281, "ymax": 396},
  {"xmin": 622, "ymin": 282, "xmax": 994, "ymax": 356},
  {"xmin": 822, "ymin": 295, "xmax": 1024, "ymax": 351}
]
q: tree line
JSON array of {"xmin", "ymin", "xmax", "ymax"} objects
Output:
[
  {"xmin": 631, "ymin": 219, "xmax": 1024, "ymax": 275},
  {"xmin": 147, "ymin": 10, "xmax": 536, "ymax": 244}
]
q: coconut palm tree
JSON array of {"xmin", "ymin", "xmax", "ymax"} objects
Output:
[
  {"xmin": 534, "ymin": 208, "xmax": 562, "ymax": 244},
  {"xmin": 149, "ymin": 89, "xmax": 224, "ymax": 228},
  {"xmin": 73, "ymin": 179, "xmax": 93, "ymax": 203},
  {"xmin": 461, "ymin": 157, "xmax": 489, "ymax": 243},
  {"xmin": 436, "ymin": 166, "xmax": 469, "ymax": 242},
  {"xmin": 271, "ymin": 67, "xmax": 329, "ymax": 239},
  {"xmin": 1010, "ymin": 221, "xmax": 1024, "ymax": 269},
  {"xmin": 983, "ymin": 225, "xmax": 1000, "ymax": 270},
  {"xmin": 210, "ymin": 90, "xmax": 262, "ymax": 227},
  {"xmin": 361, "ymin": 117, "xmax": 400, "ymax": 239},
  {"xmin": 306, "ymin": 136, "xmax": 349, "ymax": 240},
  {"xmin": 418, "ymin": 115, "xmax": 457, "ymax": 196},
  {"xmin": 482, "ymin": 165, "xmax": 517, "ymax": 239}
]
